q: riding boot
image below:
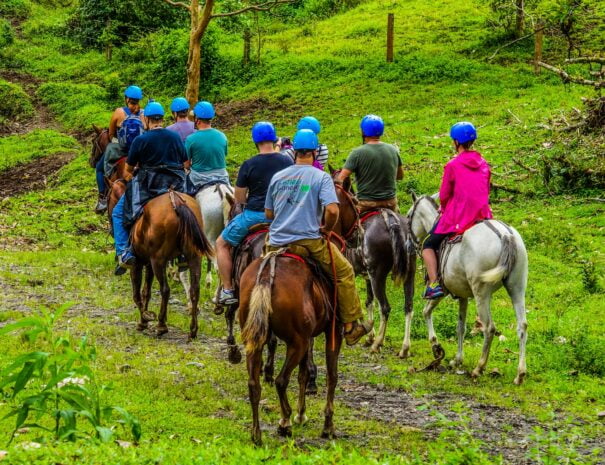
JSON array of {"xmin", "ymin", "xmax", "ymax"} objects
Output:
[
  {"xmin": 95, "ymin": 194, "xmax": 108, "ymax": 214},
  {"xmin": 344, "ymin": 319, "xmax": 373, "ymax": 346}
]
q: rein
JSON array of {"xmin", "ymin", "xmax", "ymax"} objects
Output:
[
  {"xmin": 325, "ymin": 231, "xmax": 339, "ymax": 351},
  {"xmin": 334, "ymin": 182, "xmax": 361, "ymax": 241}
]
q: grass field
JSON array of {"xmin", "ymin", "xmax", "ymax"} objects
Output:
[{"xmin": 0, "ymin": 0, "xmax": 603, "ymax": 463}]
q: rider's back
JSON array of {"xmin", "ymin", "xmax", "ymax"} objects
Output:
[
  {"xmin": 344, "ymin": 142, "xmax": 400, "ymax": 200},
  {"xmin": 186, "ymin": 128, "xmax": 228, "ymax": 172},
  {"xmin": 128, "ymin": 129, "xmax": 187, "ymax": 168}
]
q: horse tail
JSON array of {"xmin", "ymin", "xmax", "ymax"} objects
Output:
[
  {"xmin": 241, "ymin": 255, "xmax": 275, "ymax": 353},
  {"xmin": 481, "ymin": 233, "xmax": 517, "ymax": 284},
  {"xmin": 174, "ymin": 203, "xmax": 214, "ymax": 259},
  {"xmin": 384, "ymin": 210, "xmax": 408, "ymax": 283}
]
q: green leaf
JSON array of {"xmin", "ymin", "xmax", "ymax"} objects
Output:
[
  {"xmin": 95, "ymin": 426, "xmax": 113, "ymax": 443},
  {"xmin": 12, "ymin": 361, "xmax": 36, "ymax": 397},
  {"xmin": 15, "ymin": 404, "xmax": 29, "ymax": 430},
  {"xmin": 0, "ymin": 317, "xmax": 44, "ymax": 338}
]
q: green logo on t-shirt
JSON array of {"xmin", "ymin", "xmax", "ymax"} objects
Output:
[{"xmin": 300, "ymin": 184, "xmax": 310, "ymax": 193}]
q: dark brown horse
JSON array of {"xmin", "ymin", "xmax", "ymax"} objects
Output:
[
  {"xmin": 331, "ymin": 169, "xmax": 416, "ymax": 355},
  {"xmin": 89, "ymin": 125, "xmax": 110, "ymax": 168},
  {"xmin": 239, "ymin": 251, "xmax": 340, "ymax": 445}
]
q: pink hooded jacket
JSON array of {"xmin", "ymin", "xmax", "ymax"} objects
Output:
[{"xmin": 435, "ymin": 151, "xmax": 493, "ymax": 234}]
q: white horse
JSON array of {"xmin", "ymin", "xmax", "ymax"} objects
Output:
[
  {"xmin": 179, "ymin": 183, "xmax": 234, "ymax": 307},
  {"xmin": 405, "ymin": 194, "xmax": 528, "ymax": 385}
]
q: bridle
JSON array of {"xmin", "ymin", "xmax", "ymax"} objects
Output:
[{"xmin": 407, "ymin": 195, "xmax": 439, "ymax": 250}]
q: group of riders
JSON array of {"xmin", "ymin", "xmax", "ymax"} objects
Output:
[{"xmin": 95, "ymin": 85, "xmax": 492, "ymax": 347}]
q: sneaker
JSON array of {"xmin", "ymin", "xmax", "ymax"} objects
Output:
[
  {"xmin": 344, "ymin": 320, "xmax": 373, "ymax": 346},
  {"xmin": 218, "ymin": 289, "xmax": 238, "ymax": 305},
  {"xmin": 94, "ymin": 195, "xmax": 107, "ymax": 214},
  {"xmin": 423, "ymin": 282, "xmax": 444, "ymax": 300},
  {"xmin": 114, "ymin": 264, "xmax": 127, "ymax": 276},
  {"xmin": 119, "ymin": 250, "xmax": 136, "ymax": 269}
]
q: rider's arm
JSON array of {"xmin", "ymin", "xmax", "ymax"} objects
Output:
[
  {"xmin": 322, "ymin": 203, "xmax": 339, "ymax": 233},
  {"xmin": 234, "ymin": 186, "xmax": 248, "ymax": 205},
  {"xmin": 335, "ymin": 168, "xmax": 352, "ymax": 184},
  {"xmin": 439, "ymin": 163, "xmax": 454, "ymax": 211},
  {"xmin": 265, "ymin": 209, "xmax": 274, "ymax": 220},
  {"xmin": 124, "ymin": 163, "xmax": 135, "ymax": 182},
  {"xmin": 396, "ymin": 165, "xmax": 404, "ymax": 180},
  {"xmin": 108, "ymin": 108, "xmax": 124, "ymax": 140}
]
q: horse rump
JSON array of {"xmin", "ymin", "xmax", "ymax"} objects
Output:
[
  {"xmin": 480, "ymin": 233, "xmax": 517, "ymax": 284},
  {"xmin": 174, "ymin": 202, "xmax": 214, "ymax": 258},
  {"xmin": 384, "ymin": 211, "xmax": 411, "ymax": 283}
]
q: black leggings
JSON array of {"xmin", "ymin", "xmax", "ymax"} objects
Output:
[{"xmin": 422, "ymin": 221, "xmax": 449, "ymax": 251}]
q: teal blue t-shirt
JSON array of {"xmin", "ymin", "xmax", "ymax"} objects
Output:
[{"xmin": 185, "ymin": 128, "xmax": 228, "ymax": 172}]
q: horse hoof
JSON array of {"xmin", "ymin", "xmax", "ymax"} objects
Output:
[
  {"xmin": 514, "ymin": 373, "xmax": 526, "ymax": 385},
  {"xmin": 471, "ymin": 368, "xmax": 482, "ymax": 379},
  {"xmin": 228, "ymin": 346, "xmax": 242, "ymax": 364},
  {"xmin": 142, "ymin": 311, "xmax": 157, "ymax": 322},
  {"xmin": 449, "ymin": 358, "xmax": 462, "ymax": 368},
  {"xmin": 321, "ymin": 429, "xmax": 336, "ymax": 440},
  {"xmin": 188, "ymin": 332, "xmax": 197, "ymax": 342},
  {"xmin": 251, "ymin": 432, "xmax": 262, "ymax": 446},
  {"xmin": 370, "ymin": 344, "xmax": 381, "ymax": 353},
  {"xmin": 294, "ymin": 414, "xmax": 308, "ymax": 425},
  {"xmin": 136, "ymin": 323, "xmax": 147, "ymax": 332},
  {"xmin": 213, "ymin": 306, "xmax": 224, "ymax": 316},
  {"xmin": 277, "ymin": 425, "xmax": 292, "ymax": 437},
  {"xmin": 156, "ymin": 327, "xmax": 169, "ymax": 337},
  {"xmin": 398, "ymin": 348, "xmax": 411, "ymax": 359},
  {"xmin": 306, "ymin": 382, "xmax": 318, "ymax": 395}
]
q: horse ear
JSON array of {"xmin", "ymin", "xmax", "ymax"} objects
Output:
[
  {"xmin": 92, "ymin": 124, "xmax": 102, "ymax": 135},
  {"xmin": 411, "ymin": 191, "xmax": 417, "ymax": 202},
  {"xmin": 431, "ymin": 192, "xmax": 439, "ymax": 201}
]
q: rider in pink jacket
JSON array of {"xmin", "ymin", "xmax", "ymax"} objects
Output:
[{"xmin": 422, "ymin": 122, "xmax": 493, "ymax": 299}]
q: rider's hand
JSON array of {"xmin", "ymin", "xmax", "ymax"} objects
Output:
[{"xmin": 320, "ymin": 226, "xmax": 332, "ymax": 236}]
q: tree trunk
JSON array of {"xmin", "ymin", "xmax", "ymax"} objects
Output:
[
  {"xmin": 515, "ymin": 0, "xmax": 524, "ymax": 38},
  {"xmin": 186, "ymin": 33, "xmax": 202, "ymax": 106}
]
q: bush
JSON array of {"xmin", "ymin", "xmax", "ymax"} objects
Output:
[
  {"xmin": 0, "ymin": 18, "xmax": 15, "ymax": 49},
  {"xmin": 571, "ymin": 331, "xmax": 605, "ymax": 376},
  {"xmin": 0, "ymin": 79, "xmax": 34, "ymax": 124},
  {"xmin": 0, "ymin": 0, "xmax": 31, "ymax": 19}
]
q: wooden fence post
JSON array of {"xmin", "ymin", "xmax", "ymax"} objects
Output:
[
  {"xmin": 386, "ymin": 13, "xmax": 394, "ymax": 63},
  {"xmin": 534, "ymin": 21, "xmax": 543, "ymax": 74}
]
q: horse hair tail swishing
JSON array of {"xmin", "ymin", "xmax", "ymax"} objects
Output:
[
  {"xmin": 241, "ymin": 255, "xmax": 274, "ymax": 353},
  {"xmin": 383, "ymin": 210, "xmax": 415, "ymax": 284},
  {"xmin": 174, "ymin": 200, "xmax": 214, "ymax": 258},
  {"xmin": 481, "ymin": 233, "xmax": 517, "ymax": 284}
]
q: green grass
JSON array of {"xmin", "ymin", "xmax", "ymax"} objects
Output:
[{"xmin": 1, "ymin": 0, "xmax": 604, "ymax": 463}]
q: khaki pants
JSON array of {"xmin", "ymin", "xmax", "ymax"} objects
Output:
[
  {"xmin": 266, "ymin": 238, "xmax": 363, "ymax": 323},
  {"xmin": 358, "ymin": 198, "xmax": 399, "ymax": 214}
]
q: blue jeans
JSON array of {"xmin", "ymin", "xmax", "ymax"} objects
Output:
[
  {"xmin": 221, "ymin": 209, "xmax": 270, "ymax": 247},
  {"xmin": 96, "ymin": 153, "xmax": 106, "ymax": 194},
  {"xmin": 112, "ymin": 194, "xmax": 130, "ymax": 256}
]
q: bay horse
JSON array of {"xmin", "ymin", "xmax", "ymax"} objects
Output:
[
  {"xmin": 330, "ymin": 169, "xmax": 416, "ymax": 354},
  {"xmin": 89, "ymin": 124, "xmax": 109, "ymax": 168},
  {"xmin": 239, "ymin": 251, "xmax": 341, "ymax": 445},
  {"xmin": 407, "ymin": 194, "xmax": 528, "ymax": 384}
]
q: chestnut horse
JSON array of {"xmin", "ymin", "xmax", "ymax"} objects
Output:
[
  {"xmin": 89, "ymin": 124, "xmax": 110, "ymax": 168},
  {"xmin": 239, "ymin": 251, "xmax": 340, "ymax": 445}
]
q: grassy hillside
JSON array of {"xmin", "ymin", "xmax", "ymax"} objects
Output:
[{"xmin": 0, "ymin": 0, "xmax": 604, "ymax": 463}]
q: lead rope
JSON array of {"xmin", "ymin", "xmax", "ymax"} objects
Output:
[{"xmin": 325, "ymin": 232, "xmax": 339, "ymax": 351}]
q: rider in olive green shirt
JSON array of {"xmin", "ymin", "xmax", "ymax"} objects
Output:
[{"xmin": 336, "ymin": 114, "xmax": 403, "ymax": 213}]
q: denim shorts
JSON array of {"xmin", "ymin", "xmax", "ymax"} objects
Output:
[{"xmin": 221, "ymin": 209, "xmax": 270, "ymax": 247}]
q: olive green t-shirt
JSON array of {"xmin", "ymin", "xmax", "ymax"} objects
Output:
[{"xmin": 343, "ymin": 142, "xmax": 402, "ymax": 200}]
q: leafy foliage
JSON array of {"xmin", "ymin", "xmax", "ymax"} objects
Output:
[
  {"xmin": 0, "ymin": 304, "xmax": 141, "ymax": 444},
  {"xmin": 0, "ymin": 130, "xmax": 77, "ymax": 171},
  {"xmin": 0, "ymin": 19, "xmax": 15, "ymax": 50},
  {"xmin": 0, "ymin": 79, "xmax": 33, "ymax": 125},
  {"xmin": 0, "ymin": 0, "xmax": 31, "ymax": 19}
]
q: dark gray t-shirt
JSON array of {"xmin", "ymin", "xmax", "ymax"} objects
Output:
[
  {"xmin": 343, "ymin": 142, "xmax": 402, "ymax": 200},
  {"xmin": 265, "ymin": 164, "xmax": 338, "ymax": 246}
]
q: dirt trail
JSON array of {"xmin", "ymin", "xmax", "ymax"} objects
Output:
[{"xmin": 1, "ymin": 275, "xmax": 602, "ymax": 464}]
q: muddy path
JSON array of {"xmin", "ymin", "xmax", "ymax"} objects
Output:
[{"xmin": 1, "ymin": 275, "xmax": 602, "ymax": 464}]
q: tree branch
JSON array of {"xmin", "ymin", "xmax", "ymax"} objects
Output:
[
  {"xmin": 162, "ymin": 0, "xmax": 191, "ymax": 11},
  {"xmin": 565, "ymin": 57, "xmax": 605, "ymax": 65},
  {"xmin": 537, "ymin": 61, "xmax": 605, "ymax": 89},
  {"xmin": 487, "ymin": 26, "xmax": 546, "ymax": 62},
  {"xmin": 211, "ymin": 0, "xmax": 293, "ymax": 18}
]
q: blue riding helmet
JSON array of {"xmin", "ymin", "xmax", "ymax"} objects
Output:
[
  {"xmin": 144, "ymin": 101, "xmax": 165, "ymax": 118},
  {"xmin": 193, "ymin": 101, "xmax": 215, "ymax": 119},
  {"xmin": 252, "ymin": 121, "xmax": 277, "ymax": 144},
  {"xmin": 170, "ymin": 97, "xmax": 190, "ymax": 113},
  {"xmin": 124, "ymin": 85, "xmax": 143, "ymax": 100},
  {"xmin": 450, "ymin": 122, "xmax": 477, "ymax": 144},
  {"xmin": 360, "ymin": 114, "xmax": 384, "ymax": 137},
  {"xmin": 293, "ymin": 129, "xmax": 318, "ymax": 151},
  {"xmin": 297, "ymin": 116, "xmax": 321, "ymax": 135}
]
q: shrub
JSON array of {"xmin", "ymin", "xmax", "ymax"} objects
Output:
[
  {"xmin": 570, "ymin": 331, "xmax": 605, "ymax": 376},
  {"xmin": 0, "ymin": 0, "xmax": 31, "ymax": 19},
  {"xmin": 0, "ymin": 18, "xmax": 15, "ymax": 50},
  {"xmin": 0, "ymin": 79, "xmax": 34, "ymax": 124}
]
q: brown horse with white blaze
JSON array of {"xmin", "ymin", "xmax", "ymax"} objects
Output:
[{"xmin": 239, "ymin": 252, "xmax": 341, "ymax": 445}]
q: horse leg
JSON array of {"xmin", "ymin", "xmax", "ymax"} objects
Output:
[
  {"xmin": 506, "ymin": 283, "xmax": 528, "ymax": 385},
  {"xmin": 294, "ymin": 347, "xmax": 310, "ymax": 426},
  {"xmin": 275, "ymin": 340, "xmax": 307, "ymax": 438},
  {"xmin": 178, "ymin": 269, "xmax": 192, "ymax": 315},
  {"xmin": 398, "ymin": 270, "xmax": 415, "ymax": 358},
  {"xmin": 205, "ymin": 258, "xmax": 213, "ymax": 289},
  {"xmin": 450, "ymin": 298, "xmax": 468, "ymax": 368},
  {"xmin": 141, "ymin": 264, "xmax": 155, "ymax": 323},
  {"xmin": 187, "ymin": 257, "xmax": 201, "ymax": 341},
  {"xmin": 306, "ymin": 338, "xmax": 318, "ymax": 395},
  {"xmin": 263, "ymin": 332, "xmax": 277, "ymax": 384},
  {"xmin": 471, "ymin": 290, "xmax": 496, "ymax": 379},
  {"xmin": 151, "ymin": 260, "xmax": 170, "ymax": 336},
  {"xmin": 363, "ymin": 279, "xmax": 376, "ymax": 345},
  {"xmin": 369, "ymin": 270, "xmax": 390, "ymax": 353},
  {"xmin": 225, "ymin": 304, "xmax": 242, "ymax": 363},
  {"xmin": 322, "ymin": 325, "xmax": 342, "ymax": 439},
  {"xmin": 130, "ymin": 264, "xmax": 147, "ymax": 331},
  {"xmin": 422, "ymin": 298, "xmax": 445, "ymax": 363},
  {"xmin": 246, "ymin": 348, "xmax": 263, "ymax": 445}
]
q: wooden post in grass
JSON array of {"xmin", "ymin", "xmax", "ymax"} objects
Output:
[
  {"xmin": 534, "ymin": 21, "xmax": 543, "ymax": 74},
  {"xmin": 386, "ymin": 13, "xmax": 394, "ymax": 63}
]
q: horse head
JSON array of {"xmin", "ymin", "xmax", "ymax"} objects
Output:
[
  {"xmin": 407, "ymin": 194, "xmax": 439, "ymax": 246},
  {"xmin": 89, "ymin": 125, "xmax": 110, "ymax": 168}
]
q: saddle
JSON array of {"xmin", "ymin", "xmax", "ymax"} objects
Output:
[{"xmin": 230, "ymin": 224, "xmax": 270, "ymax": 300}]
